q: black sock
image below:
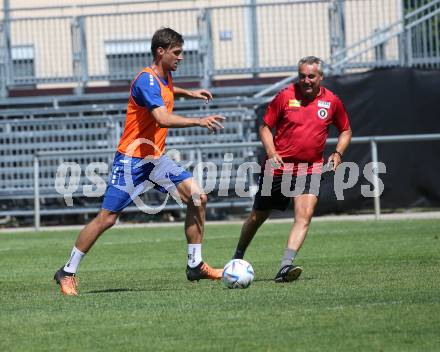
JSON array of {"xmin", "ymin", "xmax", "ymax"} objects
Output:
[{"xmin": 233, "ymin": 249, "xmax": 245, "ymax": 259}]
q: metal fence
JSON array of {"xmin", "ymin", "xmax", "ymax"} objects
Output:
[
  {"xmin": 328, "ymin": 0, "xmax": 440, "ymax": 72},
  {"xmin": 1, "ymin": 0, "xmax": 439, "ymax": 96},
  {"xmin": 20, "ymin": 133, "xmax": 440, "ymax": 230},
  {"xmin": 2, "ymin": 122, "xmax": 440, "ymax": 228},
  {"xmin": 405, "ymin": 0, "xmax": 440, "ymax": 67}
]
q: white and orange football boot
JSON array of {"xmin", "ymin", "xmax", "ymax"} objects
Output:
[
  {"xmin": 54, "ymin": 268, "xmax": 78, "ymax": 296},
  {"xmin": 186, "ymin": 262, "xmax": 223, "ymax": 281}
]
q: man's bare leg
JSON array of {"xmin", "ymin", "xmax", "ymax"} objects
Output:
[
  {"xmin": 233, "ymin": 209, "xmax": 271, "ymax": 259},
  {"xmin": 275, "ymin": 194, "xmax": 318, "ymax": 283},
  {"xmin": 176, "ymin": 178, "xmax": 222, "ymax": 281}
]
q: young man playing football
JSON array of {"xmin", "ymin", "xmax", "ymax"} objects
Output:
[{"xmin": 54, "ymin": 27, "xmax": 225, "ymax": 295}]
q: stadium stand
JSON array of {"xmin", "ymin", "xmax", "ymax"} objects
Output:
[
  {"xmin": 0, "ymin": 108, "xmax": 255, "ymax": 192},
  {"xmin": 0, "ymin": 104, "xmax": 260, "ymax": 222}
]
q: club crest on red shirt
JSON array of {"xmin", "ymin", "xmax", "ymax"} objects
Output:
[{"xmin": 317, "ymin": 108, "xmax": 328, "ymax": 119}]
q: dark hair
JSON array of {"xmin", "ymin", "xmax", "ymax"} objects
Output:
[
  {"xmin": 151, "ymin": 27, "xmax": 184, "ymax": 59},
  {"xmin": 297, "ymin": 56, "xmax": 324, "ymax": 76}
]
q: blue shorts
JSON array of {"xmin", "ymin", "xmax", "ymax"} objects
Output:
[{"xmin": 102, "ymin": 152, "xmax": 192, "ymax": 212}]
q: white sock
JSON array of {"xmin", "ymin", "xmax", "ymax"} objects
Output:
[
  {"xmin": 187, "ymin": 244, "xmax": 202, "ymax": 268},
  {"xmin": 63, "ymin": 246, "xmax": 85, "ymax": 274}
]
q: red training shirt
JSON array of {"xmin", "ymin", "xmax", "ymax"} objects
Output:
[{"xmin": 263, "ymin": 83, "xmax": 350, "ymax": 175}]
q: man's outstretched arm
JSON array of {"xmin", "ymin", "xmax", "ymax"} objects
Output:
[
  {"xmin": 151, "ymin": 106, "xmax": 224, "ymax": 132},
  {"xmin": 173, "ymin": 86, "xmax": 213, "ymax": 102}
]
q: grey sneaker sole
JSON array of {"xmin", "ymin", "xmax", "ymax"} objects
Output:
[{"xmin": 275, "ymin": 266, "xmax": 303, "ymax": 283}]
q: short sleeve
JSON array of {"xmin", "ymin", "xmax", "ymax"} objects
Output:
[
  {"xmin": 263, "ymin": 90, "xmax": 286, "ymax": 128},
  {"xmin": 332, "ymin": 97, "xmax": 351, "ymax": 132},
  {"xmin": 131, "ymin": 72, "xmax": 164, "ymax": 110}
]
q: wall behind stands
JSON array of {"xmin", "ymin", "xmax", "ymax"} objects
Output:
[{"xmin": 256, "ymin": 68, "xmax": 440, "ymax": 214}]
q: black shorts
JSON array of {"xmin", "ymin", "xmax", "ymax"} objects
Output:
[{"xmin": 253, "ymin": 172, "xmax": 322, "ymax": 211}]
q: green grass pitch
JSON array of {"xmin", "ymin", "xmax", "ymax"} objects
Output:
[{"xmin": 1, "ymin": 219, "xmax": 439, "ymax": 352}]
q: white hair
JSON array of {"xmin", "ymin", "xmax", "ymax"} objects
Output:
[{"xmin": 297, "ymin": 56, "xmax": 324, "ymax": 76}]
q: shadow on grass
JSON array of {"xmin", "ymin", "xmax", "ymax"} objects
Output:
[
  {"xmin": 253, "ymin": 278, "xmax": 276, "ymax": 282},
  {"xmin": 83, "ymin": 287, "xmax": 183, "ymax": 294},
  {"xmin": 254, "ymin": 276, "xmax": 315, "ymax": 283}
]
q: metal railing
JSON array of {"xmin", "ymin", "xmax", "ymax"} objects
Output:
[
  {"xmin": 30, "ymin": 142, "xmax": 260, "ymax": 230},
  {"xmin": 256, "ymin": 0, "xmax": 440, "ymax": 97},
  {"xmin": 23, "ymin": 133, "xmax": 440, "ymax": 230},
  {"xmin": 2, "ymin": 0, "xmax": 437, "ymax": 96},
  {"xmin": 329, "ymin": 0, "xmax": 440, "ymax": 72}
]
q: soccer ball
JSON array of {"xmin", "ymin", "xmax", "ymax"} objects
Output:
[{"xmin": 222, "ymin": 259, "xmax": 254, "ymax": 289}]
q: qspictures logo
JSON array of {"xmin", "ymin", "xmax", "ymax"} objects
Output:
[{"xmin": 54, "ymin": 138, "xmax": 386, "ymax": 214}]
